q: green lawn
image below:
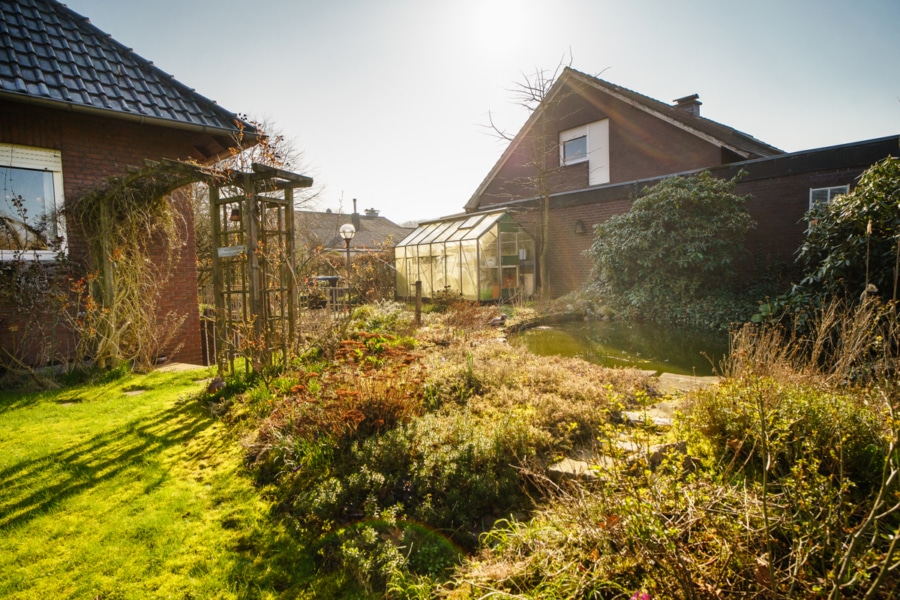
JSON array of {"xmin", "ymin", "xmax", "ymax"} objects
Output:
[{"xmin": 0, "ymin": 368, "xmax": 312, "ymax": 599}]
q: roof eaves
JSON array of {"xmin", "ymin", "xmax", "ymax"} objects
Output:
[{"xmin": 0, "ymin": 88, "xmax": 251, "ymax": 139}]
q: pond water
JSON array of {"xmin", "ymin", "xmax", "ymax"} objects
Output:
[{"xmin": 511, "ymin": 319, "xmax": 729, "ymax": 376}]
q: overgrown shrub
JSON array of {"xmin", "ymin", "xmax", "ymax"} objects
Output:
[
  {"xmin": 686, "ymin": 377, "xmax": 887, "ymax": 488},
  {"xmin": 782, "ymin": 156, "xmax": 900, "ymax": 323},
  {"xmin": 428, "ymin": 285, "xmax": 465, "ymax": 313},
  {"xmin": 589, "ymin": 171, "xmax": 758, "ymax": 330},
  {"xmin": 733, "ymin": 298, "xmax": 900, "ymax": 387},
  {"xmin": 224, "ymin": 306, "xmax": 661, "ymax": 596},
  {"xmin": 0, "ymin": 252, "xmax": 70, "ymax": 376},
  {"xmin": 63, "ymin": 161, "xmax": 208, "ymax": 371},
  {"xmin": 350, "ymin": 247, "xmax": 397, "ymax": 304},
  {"xmin": 440, "ymin": 295, "xmax": 900, "ymax": 599},
  {"xmin": 455, "ymin": 467, "xmax": 764, "ymax": 599},
  {"xmin": 333, "ymin": 406, "xmax": 544, "ymax": 535}
]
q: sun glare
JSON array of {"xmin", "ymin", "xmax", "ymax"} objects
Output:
[{"xmin": 474, "ymin": 0, "xmax": 531, "ymax": 57}]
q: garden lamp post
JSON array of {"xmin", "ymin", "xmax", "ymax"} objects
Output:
[{"xmin": 339, "ymin": 223, "xmax": 355, "ymax": 307}]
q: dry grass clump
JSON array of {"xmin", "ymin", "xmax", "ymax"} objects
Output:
[
  {"xmin": 455, "ymin": 469, "xmax": 767, "ymax": 599},
  {"xmin": 726, "ymin": 298, "xmax": 900, "ymax": 386},
  {"xmin": 420, "ymin": 335, "xmax": 652, "ymax": 449}
]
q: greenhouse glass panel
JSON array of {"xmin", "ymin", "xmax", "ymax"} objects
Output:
[
  {"xmin": 420, "ymin": 221, "xmax": 452, "ymax": 245},
  {"xmin": 464, "ymin": 212, "xmax": 503, "ymax": 241},
  {"xmin": 431, "ymin": 243, "xmax": 446, "ymax": 294},
  {"xmin": 447, "ymin": 221, "xmax": 474, "ymax": 242},
  {"xmin": 418, "ymin": 252, "xmax": 433, "ymax": 296},
  {"xmin": 460, "ymin": 240, "xmax": 477, "ymax": 299},
  {"xmin": 396, "ymin": 228, "xmax": 420, "ymax": 247},
  {"xmin": 479, "ymin": 229, "xmax": 499, "ymax": 301},
  {"xmin": 402, "ymin": 223, "xmax": 435, "ymax": 247},
  {"xmin": 445, "ymin": 241, "xmax": 461, "ymax": 293},
  {"xmin": 435, "ymin": 219, "xmax": 463, "ymax": 243},
  {"xmin": 406, "ymin": 245, "xmax": 419, "ymax": 282},
  {"xmin": 500, "ymin": 231, "xmax": 517, "ymax": 258},
  {"xmin": 395, "ymin": 254, "xmax": 409, "ymax": 297},
  {"xmin": 459, "ymin": 215, "xmax": 484, "ymax": 229}
]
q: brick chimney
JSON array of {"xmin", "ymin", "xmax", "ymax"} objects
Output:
[
  {"xmin": 351, "ymin": 198, "xmax": 360, "ymax": 229},
  {"xmin": 673, "ymin": 94, "xmax": 701, "ymax": 116},
  {"xmin": 364, "ymin": 208, "xmax": 380, "ymax": 217}
]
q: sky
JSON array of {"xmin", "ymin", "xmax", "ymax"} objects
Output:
[{"xmin": 63, "ymin": 0, "xmax": 900, "ymax": 224}]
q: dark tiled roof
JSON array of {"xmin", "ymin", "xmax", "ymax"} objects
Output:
[
  {"xmin": 296, "ymin": 211, "xmax": 413, "ymax": 251},
  {"xmin": 0, "ymin": 0, "xmax": 251, "ymax": 135},
  {"xmin": 565, "ymin": 68, "xmax": 782, "ymax": 158}
]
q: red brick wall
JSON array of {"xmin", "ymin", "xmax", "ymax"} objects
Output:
[
  {"xmin": 513, "ymin": 139, "xmax": 898, "ymax": 297},
  {"xmin": 1, "ymin": 100, "xmax": 210, "ymax": 365},
  {"xmin": 739, "ymin": 167, "xmax": 863, "ymax": 267}
]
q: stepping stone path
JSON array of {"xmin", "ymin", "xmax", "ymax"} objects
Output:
[{"xmin": 549, "ymin": 370, "xmax": 720, "ymax": 481}]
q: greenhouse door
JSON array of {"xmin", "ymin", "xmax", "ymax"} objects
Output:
[{"xmin": 501, "ymin": 266, "xmax": 518, "ymax": 299}]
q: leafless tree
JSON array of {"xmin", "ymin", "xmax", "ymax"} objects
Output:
[
  {"xmin": 487, "ymin": 55, "xmax": 607, "ymax": 300},
  {"xmin": 193, "ymin": 117, "xmax": 321, "ymax": 295}
]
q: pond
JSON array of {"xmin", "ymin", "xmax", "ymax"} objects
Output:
[{"xmin": 511, "ymin": 319, "xmax": 729, "ymax": 376}]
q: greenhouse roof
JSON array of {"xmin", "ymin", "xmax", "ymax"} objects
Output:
[{"xmin": 395, "ymin": 211, "xmax": 507, "ymax": 247}]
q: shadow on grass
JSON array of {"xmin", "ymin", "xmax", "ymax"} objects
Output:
[
  {"xmin": 221, "ymin": 519, "xmax": 320, "ymax": 597},
  {"xmin": 0, "ymin": 388, "xmax": 56, "ymax": 415},
  {"xmin": 0, "ymin": 397, "xmax": 212, "ymax": 531}
]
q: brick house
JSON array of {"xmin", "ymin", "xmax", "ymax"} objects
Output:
[
  {"xmin": 462, "ymin": 67, "xmax": 899, "ymax": 296},
  {"xmin": 1, "ymin": 0, "xmax": 256, "ymax": 365}
]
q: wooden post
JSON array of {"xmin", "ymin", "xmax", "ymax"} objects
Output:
[
  {"xmin": 285, "ymin": 187, "xmax": 296, "ymax": 357},
  {"xmin": 209, "ymin": 185, "xmax": 226, "ymax": 373},
  {"xmin": 415, "ymin": 280, "xmax": 422, "ymax": 326},
  {"xmin": 245, "ymin": 177, "xmax": 264, "ymax": 368}
]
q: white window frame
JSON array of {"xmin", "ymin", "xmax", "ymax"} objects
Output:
[
  {"xmin": 560, "ymin": 131, "xmax": 588, "ymax": 166},
  {"xmin": 0, "ymin": 143, "xmax": 66, "ymax": 261},
  {"xmin": 809, "ymin": 185, "xmax": 849, "ymax": 210},
  {"xmin": 558, "ymin": 119, "xmax": 610, "ymax": 186},
  {"xmin": 559, "ymin": 126, "xmax": 588, "ymax": 166}
]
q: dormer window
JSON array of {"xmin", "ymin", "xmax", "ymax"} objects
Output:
[{"xmin": 558, "ymin": 120, "xmax": 610, "ymax": 186}]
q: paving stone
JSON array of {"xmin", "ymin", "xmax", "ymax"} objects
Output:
[{"xmin": 548, "ymin": 458, "xmax": 597, "ymax": 481}]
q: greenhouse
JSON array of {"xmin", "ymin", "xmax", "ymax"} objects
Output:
[{"xmin": 395, "ymin": 211, "xmax": 535, "ymax": 301}]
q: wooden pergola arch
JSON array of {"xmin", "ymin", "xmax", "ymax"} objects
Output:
[{"xmin": 208, "ymin": 163, "xmax": 313, "ymax": 372}]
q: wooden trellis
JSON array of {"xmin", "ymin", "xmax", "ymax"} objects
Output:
[{"xmin": 209, "ymin": 163, "xmax": 312, "ymax": 372}]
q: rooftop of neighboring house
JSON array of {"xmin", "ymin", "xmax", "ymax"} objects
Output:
[
  {"xmin": 296, "ymin": 205, "xmax": 413, "ymax": 252},
  {"xmin": 0, "ymin": 0, "xmax": 254, "ymax": 148}
]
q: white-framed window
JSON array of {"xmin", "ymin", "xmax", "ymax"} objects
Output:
[
  {"xmin": 809, "ymin": 185, "xmax": 849, "ymax": 210},
  {"xmin": 561, "ymin": 134, "xmax": 587, "ymax": 165},
  {"xmin": 558, "ymin": 119, "xmax": 610, "ymax": 186},
  {"xmin": 0, "ymin": 143, "xmax": 66, "ymax": 260}
]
